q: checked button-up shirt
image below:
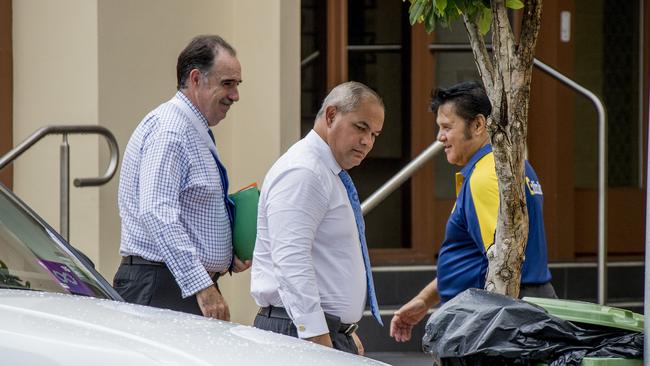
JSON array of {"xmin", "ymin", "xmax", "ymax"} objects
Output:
[{"xmin": 118, "ymin": 91, "xmax": 232, "ymax": 297}]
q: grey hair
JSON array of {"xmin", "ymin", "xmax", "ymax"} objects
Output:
[{"xmin": 315, "ymin": 81, "xmax": 384, "ymax": 120}]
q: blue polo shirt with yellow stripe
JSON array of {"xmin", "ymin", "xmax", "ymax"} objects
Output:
[{"xmin": 437, "ymin": 144, "xmax": 551, "ymax": 303}]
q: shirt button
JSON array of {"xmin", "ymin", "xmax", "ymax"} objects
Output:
[{"xmin": 298, "ymin": 325, "xmax": 306, "ymax": 332}]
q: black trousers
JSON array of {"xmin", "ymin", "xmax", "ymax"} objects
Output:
[
  {"xmin": 113, "ymin": 260, "xmax": 207, "ymax": 316},
  {"xmin": 253, "ymin": 307, "xmax": 359, "ymax": 354},
  {"xmin": 519, "ymin": 281, "xmax": 558, "ymax": 299}
]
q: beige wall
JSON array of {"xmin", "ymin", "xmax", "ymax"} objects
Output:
[
  {"xmin": 13, "ymin": 0, "xmax": 100, "ymax": 259},
  {"xmin": 13, "ymin": 0, "xmax": 300, "ymax": 325}
]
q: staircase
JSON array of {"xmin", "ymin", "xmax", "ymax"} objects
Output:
[{"xmin": 361, "ymin": 261, "xmax": 645, "ymax": 364}]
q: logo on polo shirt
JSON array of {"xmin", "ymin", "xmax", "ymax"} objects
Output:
[{"xmin": 526, "ymin": 177, "xmax": 543, "ymax": 196}]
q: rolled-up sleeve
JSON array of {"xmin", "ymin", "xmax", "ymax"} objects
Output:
[{"xmin": 265, "ymin": 167, "xmax": 330, "ymax": 338}]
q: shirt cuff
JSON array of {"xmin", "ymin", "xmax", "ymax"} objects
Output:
[
  {"xmin": 292, "ymin": 310, "xmax": 329, "ymax": 339},
  {"xmin": 175, "ymin": 265, "xmax": 214, "ymax": 298}
]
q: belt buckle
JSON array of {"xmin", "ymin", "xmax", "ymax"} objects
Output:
[{"xmin": 342, "ymin": 323, "xmax": 358, "ymax": 336}]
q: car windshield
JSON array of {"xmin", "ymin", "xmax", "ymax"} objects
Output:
[{"xmin": 0, "ymin": 187, "xmax": 111, "ymax": 299}]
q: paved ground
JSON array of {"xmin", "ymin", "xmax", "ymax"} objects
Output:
[{"xmin": 366, "ymin": 352, "xmax": 432, "ymax": 366}]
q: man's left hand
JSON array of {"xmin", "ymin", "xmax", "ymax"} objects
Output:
[{"xmin": 351, "ymin": 332, "xmax": 364, "ymax": 356}]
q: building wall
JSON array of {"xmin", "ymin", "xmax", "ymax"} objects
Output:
[
  {"xmin": 13, "ymin": 0, "xmax": 101, "ymax": 260},
  {"xmin": 13, "ymin": 0, "xmax": 299, "ymax": 325}
]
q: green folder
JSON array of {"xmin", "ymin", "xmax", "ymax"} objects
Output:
[{"xmin": 229, "ymin": 184, "xmax": 260, "ymax": 261}]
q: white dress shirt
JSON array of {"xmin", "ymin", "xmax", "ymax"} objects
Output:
[{"xmin": 250, "ymin": 130, "xmax": 366, "ymax": 339}]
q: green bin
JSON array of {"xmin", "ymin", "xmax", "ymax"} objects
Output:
[{"xmin": 524, "ymin": 297, "xmax": 644, "ymax": 366}]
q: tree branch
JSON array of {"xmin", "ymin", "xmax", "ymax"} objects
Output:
[
  {"xmin": 518, "ymin": 0, "xmax": 543, "ymax": 66},
  {"xmin": 462, "ymin": 14, "xmax": 494, "ymax": 92},
  {"xmin": 492, "ymin": 0, "xmax": 517, "ymax": 59},
  {"xmin": 491, "ymin": 0, "xmax": 517, "ymax": 81}
]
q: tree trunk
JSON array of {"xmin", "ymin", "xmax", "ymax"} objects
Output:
[{"xmin": 463, "ymin": 0, "xmax": 543, "ymax": 298}]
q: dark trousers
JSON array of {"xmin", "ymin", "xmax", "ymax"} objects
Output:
[
  {"xmin": 253, "ymin": 306, "xmax": 359, "ymax": 355},
  {"xmin": 519, "ymin": 281, "xmax": 558, "ymax": 299},
  {"xmin": 113, "ymin": 258, "xmax": 208, "ymax": 316}
]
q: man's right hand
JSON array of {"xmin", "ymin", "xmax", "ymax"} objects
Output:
[
  {"xmin": 390, "ymin": 278, "xmax": 439, "ymax": 342},
  {"xmin": 389, "ymin": 297, "xmax": 429, "ymax": 342},
  {"xmin": 196, "ymin": 285, "xmax": 230, "ymax": 321},
  {"xmin": 306, "ymin": 333, "xmax": 334, "ymax": 348}
]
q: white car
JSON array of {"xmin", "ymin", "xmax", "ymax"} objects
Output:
[{"xmin": 0, "ymin": 184, "xmax": 389, "ymax": 366}]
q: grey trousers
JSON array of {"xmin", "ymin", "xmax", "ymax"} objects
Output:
[
  {"xmin": 253, "ymin": 309, "xmax": 359, "ymax": 354},
  {"xmin": 114, "ymin": 263, "xmax": 205, "ymax": 315}
]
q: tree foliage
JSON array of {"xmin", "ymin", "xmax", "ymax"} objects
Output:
[{"xmin": 407, "ymin": 0, "xmax": 524, "ymax": 35}]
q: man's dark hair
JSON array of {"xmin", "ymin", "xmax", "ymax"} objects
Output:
[
  {"xmin": 176, "ymin": 35, "xmax": 236, "ymax": 90},
  {"xmin": 430, "ymin": 81, "xmax": 492, "ymax": 122}
]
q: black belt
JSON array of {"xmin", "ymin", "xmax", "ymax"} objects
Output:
[
  {"xmin": 120, "ymin": 255, "xmax": 221, "ymax": 283},
  {"xmin": 121, "ymin": 255, "xmax": 165, "ymax": 267},
  {"xmin": 257, "ymin": 306, "xmax": 359, "ymax": 336}
]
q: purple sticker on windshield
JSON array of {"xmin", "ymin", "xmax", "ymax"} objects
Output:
[{"xmin": 39, "ymin": 260, "xmax": 93, "ymax": 296}]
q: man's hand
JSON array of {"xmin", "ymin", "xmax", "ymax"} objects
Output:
[
  {"xmin": 306, "ymin": 333, "xmax": 334, "ymax": 348},
  {"xmin": 231, "ymin": 256, "xmax": 252, "ymax": 273},
  {"xmin": 391, "ymin": 278, "xmax": 439, "ymax": 342},
  {"xmin": 351, "ymin": 332, "xmax": 364, "ymax": 355},
  {"xmin": 196, "ymin": 285, "xmax": 230, "ymax": 321},
  {"xmin": 390, "ymin": 297, "xmax": 429, "ymax": 342}
]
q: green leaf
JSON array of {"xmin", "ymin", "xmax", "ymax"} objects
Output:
[
  {"xmin": 453, "ymin": 3, "xmax": 463, "ymax": 15},
  {"xmin": 506, "ymin": 0, "xmax": 524, "ymax": 9},
  {"xmin": 425, "ymin": 14, "xmax": 436, "ymax": 33},
  {"xmin": 478, "ymin": 6, "xmax": 492, "ymax": 35},
  {"xmin": 434, "ymin": 0, "xmax": 447, "ymax": 14},
  {"xmin": 409, "ymin": 0, "xmax": 428, "ymax": 25},
  {"xmin": 424, "ymin": 2, "xmax": 436, "ymax": 33}
]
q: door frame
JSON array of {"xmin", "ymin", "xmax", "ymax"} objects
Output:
[
  {"xmin": 325, "ymin": 0, "xmax": 437, "ymax": 264},
  {"xmin": 0, "ymin": 0, "xmax": 12, "ymax": 189}
]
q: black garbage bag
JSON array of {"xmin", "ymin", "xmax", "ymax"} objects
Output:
[{"xmin": 422, "ymin": 288, "xmax": 643, "ymax": 366}]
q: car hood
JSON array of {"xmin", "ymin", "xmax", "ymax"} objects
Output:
[{"xmin": 0, "ymin": 290, "xmax": 388, "ymax": 366}]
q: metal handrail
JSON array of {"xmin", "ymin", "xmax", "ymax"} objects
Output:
[
  {"xmin": 301, "ymin": 43, "xmax": 609, "ymax": 304},
  {"xmin": 301, "ymin": 51, "xmax": 320, "ymax": 68},
  {"xmin": 532, "ymin": 58, "xmax": 608, "ymax": 305},
  {"xmin": 361, "ymin": 142, "xmax": 444, "ymax": 214},
  {"xmin": 0, "ymin": 125, "xmax": 120, "ymax": 240}
]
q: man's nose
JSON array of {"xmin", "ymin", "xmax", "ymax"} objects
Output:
[
  {"xmin": 229, "ymin": 87, "xmax": 240, "ymax": 102},
  {"xmin": 361, "ymin": 133, "xmax": 373, "ymax": 149},
  {"xmin": 436, "ymin": 130, "xmax": 444, "ymax": 142}
]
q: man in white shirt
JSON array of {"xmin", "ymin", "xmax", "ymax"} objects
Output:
[{"xmin": 250, "ymin": 81, "xmax": 385, "ymax": 355}]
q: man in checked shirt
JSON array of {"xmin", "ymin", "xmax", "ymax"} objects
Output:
[{"xmin": 114, "ymin": 35, "xmax": 250, "ymax": 320}]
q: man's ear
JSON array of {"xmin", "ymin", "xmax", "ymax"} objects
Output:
[
  {"xmin": 188, "ymin": 69, "xmax": 202, "ymax": 88},
  {"xmin": 474, "ymin": 114, "xmax": 487, "ymax": 135},
  {"xmin": 325, "ymin": 105, "xmax": 337, "ymax": 127}
]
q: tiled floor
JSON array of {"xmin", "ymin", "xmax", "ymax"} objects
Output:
[{"xmin": 366, "ymin": 352, "xmax": 432, "ymax": 366}]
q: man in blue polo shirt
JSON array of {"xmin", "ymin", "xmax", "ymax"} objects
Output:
[{"xmin": 390, "ymin": 81, "xmax": 556, "ymax": 343}]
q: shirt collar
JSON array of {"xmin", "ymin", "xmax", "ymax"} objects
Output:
[
  {"xmin": 305, "ymin": 130, "xmax": 343, "ymax": 175},
  {"xmin": 459, "ymin": 144, "xmax": 492, "ymax": 178},
  {"xmin": 175, "ymin": 91, "xmax": 210, "ymax": 130}
]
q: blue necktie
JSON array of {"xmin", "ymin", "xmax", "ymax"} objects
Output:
[
  {"xmin": 207, "ymin": 129, "xmax": 235, "ymax": 235},
  {"xmin": 338, "ymin": 170, "xmax": 383, "ymax": 326}
]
